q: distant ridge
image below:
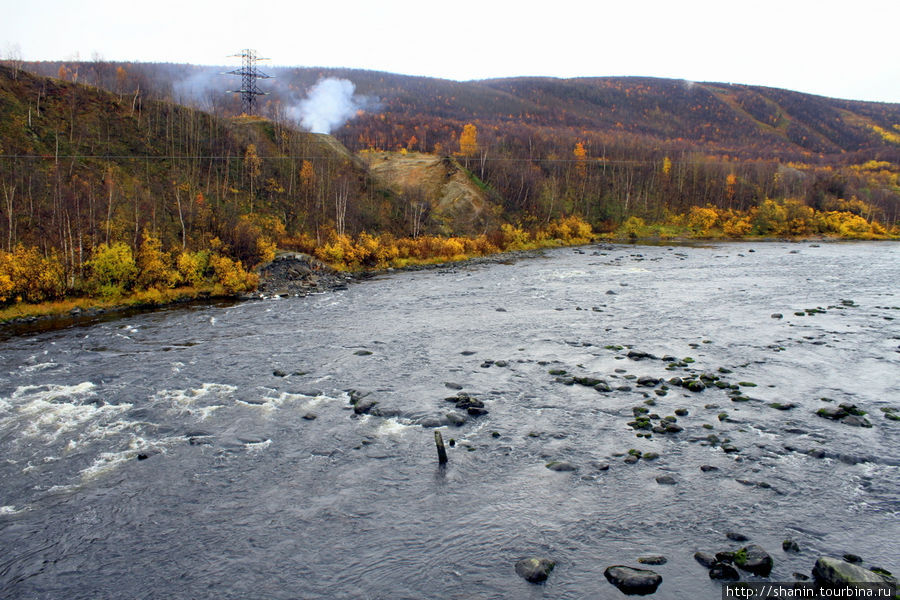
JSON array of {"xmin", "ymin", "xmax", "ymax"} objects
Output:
[{"xmin": 20, "ymin": 61, "xmax": 900, "ymax": 161}]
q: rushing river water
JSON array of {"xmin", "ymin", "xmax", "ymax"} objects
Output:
[{"xmin": 1, "ymin": 241, "xmax": 898, "ymax": 599}]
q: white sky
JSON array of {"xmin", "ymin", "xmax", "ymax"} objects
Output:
[{"xmin": 3, "ymin": 0, "xmax": 899, "ymax": 103}]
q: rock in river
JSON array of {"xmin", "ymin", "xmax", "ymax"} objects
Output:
[
  {"xmin": 604, "ymin": 565, "xmax": 663, "ymax": 595},
  {"xmin": 734, "ymin": 544, "xmax": 774, "ymax": 577},
  {"xmin": 445, "ymin": 412, "xmax": 468, "ymax": 426},
  {"xmin": 353, "ymin": 399, "xmax": 379, "ymax": 415},
  {"xmin": 545, "ymin": 461, "xmax": 578, "ymax": 472},
  {"xmin": 709, "ymin": 562, "xmax": 741, "ymax": 581},
  {"xmin": 694, "ymin": 552, "xmax": 718, "ymax": 568},
  {"xmin": 812, "ymin": 557, "xmax": 894, "ymax": 587},
  {"xmin": 515, "ymin": 557, "xmax": 555, "ymax": 583}
]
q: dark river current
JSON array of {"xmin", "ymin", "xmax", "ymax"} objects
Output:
[{"xmin": 1, "ymin": 242, "xmax": 898, "ymax": 599}]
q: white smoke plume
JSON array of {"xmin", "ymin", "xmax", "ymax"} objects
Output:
[{"xmin": 289, "ymin": 77, "xmax": 370, "ymax": 134}]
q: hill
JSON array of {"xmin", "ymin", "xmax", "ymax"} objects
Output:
[
  {"xmin": 4, "ymin": 62, "xmax": 900, "ymax": 250},
  {"xmin": 1, "ymin": 63, "xmax": 898, "ymax": 313},
  {"xmin": 20, "ymin": 61, "xmax": 900, "ymax": 162},
  {"xmin": 0, "ymin": 65, "xmax": 385, "ymax": 270}
]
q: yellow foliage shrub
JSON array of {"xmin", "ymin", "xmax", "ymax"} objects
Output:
[
  {"xmin": 256, "ymin": 236, "xmax": 277, "ymax": 264},
  {"xmin": 233, "ymin": 214, "xmax": 285, "ymax": 267},
  {"xmin": 499, "ymin": 223, "xmax": 531, "ymax": 250},
  {"xmin": 136, "ymin": 232, "xmax": 177, "ymax": 290},
  {"xmin": 0, "ymin": 272, "xmax": 13, "ymax": 304},
  {"xmin": 838, "ymin": 214, "xmax": 874, "ymax": 238},
  {"xmin": 547, "ymin": 215, "xmax": 593, "ymax": 243},
  {"xmin": 753, "ymin": 199, "xmax": 788, "ymax": 235},
  {"xmin": 87, "ymin": 242, "xmax": 137, "ymax": 297},
  {"xmin": 209, "ymin": 254, "xmax": 258, "ymax": 294},
  {"xmin": 315, "ymin": 234, "xmax": 357, "ymax": 267},
  {"xmin": 462, "ymin": 235, "xmax": 499, "ymax": 256},
  {"xmin": 0, "ymin": 252, "xmax": 16, "ymax": 303},
  {"xmin": 440, "ymin": 238, "xmax": 465, "ymax": 258},
  {"xmin": 782, "ymin": 200, "xmax": 815, "ymax": 236},
  {"xmin": 176, "ymin": 250, "xmax": 210, "ymax": 286},
  {"xmin": 6, "ymin": 246, "xmax": 66, "ymax": 302},
  {"xmin": 722, "ymin": 214, "xmax": 753, "ymax": 237},
  {"xmin": 688, "ymin": 206, "xmax": 719, "ymax": 236},
  {"xmin": 131, "ymin": 287, "xmax": 167, "ymax": 306},
  {"xmin": 352, "ymin": 232, "xmax": 399, "ymax": 268},
  {"xmin": 619, "ymin": 216, "xmax": 647, "ymax": 239}
]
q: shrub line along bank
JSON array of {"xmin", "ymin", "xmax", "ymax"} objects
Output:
[{"xmin": 1, "ymin": 209, "xmax": 896, "ymax": 328}]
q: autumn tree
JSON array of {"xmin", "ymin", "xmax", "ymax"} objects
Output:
[
  {"xmin": 86, "ymin": 242, "xmax": 137, "ymax": 297},
  {"xmin": 459, "ymin": 123, "xmax": 478, "ymax": 164},
  {"xmin": 573, "ymin": 142, "xmax": 587, "ymax": 179},
  {"xmin": 244, "ymin": 144, "xmax": 262, "ymax": 212},
  {"xmin": 0, "ymin": 246, "xmax": 65, "ymax": 303},
  {"xmin": 136, "ymin": 231, "xmax": 176, "ymax": 290}
]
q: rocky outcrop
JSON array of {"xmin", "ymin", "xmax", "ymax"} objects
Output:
[{"xmin": 256, "ymin": 252, "xmax": 353, "ymax": 297}]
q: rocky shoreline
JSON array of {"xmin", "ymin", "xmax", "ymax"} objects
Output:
[
  {"xmin": 251, "ymin": 252, "xmax": 356, "ymax": 298},
  {"xmin": 250, "ymin": 248, "xmax": 550, "ymax": 299}
]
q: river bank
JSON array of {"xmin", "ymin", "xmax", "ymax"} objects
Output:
[
  {"xmin": 0, "ymin": 247, "xmax": 551, "ymax": 334},
  {"xmin": 2, "ymin": 236, "xmax": 896, "ymax": 335}
]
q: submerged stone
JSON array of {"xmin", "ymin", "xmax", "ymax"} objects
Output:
[
  {"xmin": 515, "ymin": 557, "xmax": 555, "ymax": 583},
  {"xmin": 545, "ymin": 461, "xmax": 577, "ymax": 472},
  {"xmin": 445, "ymin": 412, "xmax": 468, "ymax": 426}
]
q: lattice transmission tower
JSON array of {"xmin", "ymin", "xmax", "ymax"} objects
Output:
[{"xmin": 226, "ymin": 49, "xmax": 272, "ymax": 115}]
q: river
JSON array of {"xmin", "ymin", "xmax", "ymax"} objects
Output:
[{"xmin": 1, "ymin": 241, "xmax": 898, "ymax": 599}]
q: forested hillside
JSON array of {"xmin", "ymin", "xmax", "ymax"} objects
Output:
[
  {"xmin": 21, "ymin": 61, "xmax": 900, "ymax": 158},
  {"xmin": 1, "ymin": 61, "xmax": 899, "ymax": 312},
  {"xmin": 19, "ymin": 60, "xmax": 900, "ymax": 223}
]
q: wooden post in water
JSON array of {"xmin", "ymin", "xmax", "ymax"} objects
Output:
[{"xmin": 434, "ymin": 430, "xmax": 448, "ymax": 464}]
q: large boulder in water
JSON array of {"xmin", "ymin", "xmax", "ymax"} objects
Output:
[
  {"xmin": 812, "ymin": 557, "xmax": 894, "ymax": 587},
  {"xmin": 604, "ymin": 565, "xmax": 662, "ymax": 595},
  {"xmin": 515, "ymin": 557, "xmax": 555, "ymax": 583},
  {"xmin": 709, "ymin": 562, "xmax": 741, "ymax": 580},
  {"xmin": 734, "ymin": 544, "xmax": 773, "ymax": 577}
]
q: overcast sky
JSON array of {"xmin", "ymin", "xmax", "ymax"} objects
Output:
[{"xmin": 3, "ymin": 0, "xmax": 899, "ymax": 103}]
